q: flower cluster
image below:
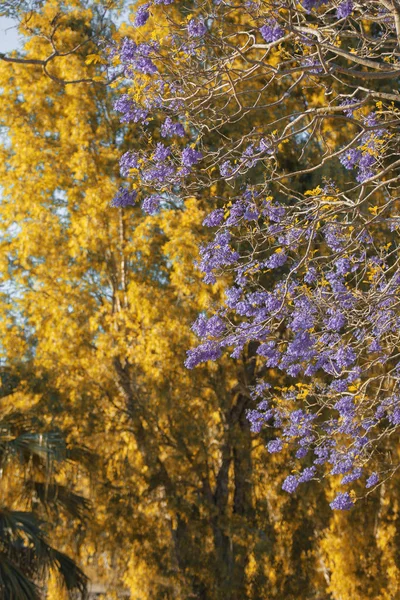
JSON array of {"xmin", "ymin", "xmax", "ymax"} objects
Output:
[{"xmin": 112, "ymin": 0, "xmax": 400, "ymax": 509}]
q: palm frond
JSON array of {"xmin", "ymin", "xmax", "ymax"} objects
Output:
[
  {"xmin": 50, "ymin": 549, "xmax": 88, "ymax": 597},
  {"xmin": 0, "ymin": 509, "xmax": 88, "ymax": 598},
  {"xmin": 25, "ymin": 481, "xmax": 91, "ymax": 521},
  {"xmin": 0, "ymin": 553, "xmax": 41, "ymax": 600},
  {"xmin": 66, "ymin": 444, "xmax": 97, "ymax": 470}
]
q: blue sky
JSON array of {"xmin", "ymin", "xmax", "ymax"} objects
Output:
[{"xmin": 0, "ymin": 16, "xmax": 22, "ymax": 53}]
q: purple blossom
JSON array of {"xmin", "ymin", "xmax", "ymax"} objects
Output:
[
  {"xmin": 199, "ymin": 232, "xmax": 240, "ymax": 284},
  {"xmin": 325, "ymin": 310, "xmax": 346, "ymax": 332},
  {"xmin": 153, "ymin": 142, "xmax": 171, "ymax": 162},
  {"xmin": 134, "ymin": 3, "xmax": 150, "ymax": 27},
  {"xmin": 161, "ymin": 117, "xmax": 185, "ymax": 138},
  {"xmin": 203, "ymin": 209, "xmax": 224, "ymax": 227},
  {"xmin": 119, "ymin": 151, "xmax": 140, "ymax": 176},
  {"xmin": 302, "ymin": 56, "xmax": 323, "ymax": 74},
  {"xmin": 247, "ymin": 406, "xmax": 273, "ymax": 433},
  {"xmin": 282, "ymin": 475, "xmax": 299, "ymax": 493},
  {"xmin": 340, "ymin": 148, "xmax": 362, "ymax": 170},
  {"xmin": 334, "ymin": 396, "xmax": 355, "ymax": 417},
  {"xmin": 323, "ymin": 224, "xmax": 347, "ymax": 252},
  {"xmin": 142, "ymin": 163, "xmax": 176, "ymax": 185},
  {"xmin": 335, "ymin": 346, "xmax": 356, "ymax": 369},
  {"xmin": 368, "ymin": 339, "xmax": 382, "ymax": 353},
  {"xmin": 185, "ymin": 340, "xmax": 222, "ymax": 368},
  {"xmin": 119, "ymin": 38, "xmax": 158, "ymax": 74},
  {"xmin": 265, "ymin": 252, "xmax": 287, "ymax": 269},
  {"xmin": 111, "ymin": 188, "xmax": 137, "ymax": 208},
  {"xmin": 341, "ymin": 467, "xmax": 362, "ymax": 485},
  {"xmin": 267, "ymin": 439, "xmax": 283, "ymax": 453},
  {"xmin": 330, "ymin": 492, "xmax": 354, "ymax": 510},
  {"xmin": 334, "ymin": 257, "xmax": 352, "ymax": 275},
  {"xmin": 142, "ymin": 195, "xmax": 161, "ymax": 214},
  {"xmin": 182, "ymin": 147, "xmax": 202, "ymax": 167},
  {"xmin": 192, "ymin": 314, "xmax": 226, "ymax": 338},
  {"xmin": 220, "ymin": 160, "xmax": 233, "ymax": 178},
  {"xmin": 337, "ymin": 0, "xmax": 353, "ymax": 19},
  {"xmin": 225, "ymin": 286, "xmax": 242, "ymax": 308},
  {"xmin": 188, "ymin": 18, "xmax": 207, "ymax": 38},
  {"xmin": 340, "ymin": 97, "xmax": 358, "ymax": 117},
  {"xmin": 304, "ymin": 266, "xmax": 317, "ymax": 284},
  {"xmin": 388, "ymin": 407, "xmax": 400, "ymax": 425},
  {"xmin": 260, "ymin": 20, "xmax": 284, "ymax": 43},
  {"xmin": 114, "ymin": 95, "xmax": 149, "ymax": 124},
  {"xmin": 366, "ymin": 472, "xmax": 379, "ymax": 488},
  {"xmin": 264, "ymin": 202, "xmax": 285, "ymax": 222},
  {"xmin": 331, "ymin": 455, "xmax": 354, "ymax": 475},
  {"xmin": 298, "ymin": 466, "xmax": 316, "ymax": 483},
  {"xmin": 119, "ymin": 37, "xmax": 138, "ymax": 62},
  {"xmin": 257, "ymin": 341, "xmax": 281, "ymax": 367},
  {"xmin": 301, "ymin": 0, "xmax": 327, "ymax": 11}
]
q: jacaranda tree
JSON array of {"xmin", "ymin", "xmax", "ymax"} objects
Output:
[{"xmin": 110, "ymin": 0, "xmax": 400, "ymax": 510}]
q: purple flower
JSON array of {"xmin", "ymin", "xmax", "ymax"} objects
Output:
[
  {"xmin": 188, "ymin": 18, "xmax": 207, "ymax": 38},
  {"xmin": 337, "ymin": 0, "xmax": 353, "ymax": 19},
  {"xmin": 340, "ymin": 148, "xmax": 362, "ymax": 170},
  {"xmin": 185, "ymin": 340, "xmax": 222, "ymax": 368},
  {"xmin": 282, "ymin": 474, "xmax": 299, "ymax": 493},
  {"xmin": 357, "ymin": 153, "xmax": 376, "ymax": 182},
  {"xmin": 134, "ymin": 3, "xmax": 150, "ymax": 27},
  {"xmin": 301, "ymin": 0, "xmax": 327, "ymax": 11},
  {"xmin": 114, "ymin": 95, "xmax": 149, "ymax": 124},
  {"xmin": 119, "ymin": 37, "xmax": 138, "ymax": 62},
  {"xmin": 265, "ymin": 252, "xmax": 287, "ymax": 269},
  {"xmin": 142, "ymin": 163, "xmax": 176, "ymax": 185},
  {"xmin": 341, "ymin": 467, "xmax": 362, "ymax": 485},
  {"xmin": 193, "ymin": 314, "xmax": 226, "ymax": 338},
  {"xmin": 203, "ymin": 209, "xmax": 224, "ymax": 227},
  {"xmin": 119, "ymin": 151, "xmax": 140, "ymax": 176},
  {"xmin": 267, "ymin": 439, "xmax": 283, "ymax": 453},
  {"xmin": 335, "ymin": 346, "xmax": 356, "ymax": 369},
  {"xmin": 199, "ymin": 232, "xmax": 240, "ymax": 284},
  {"xmin": 247, "ymin": 406, "xmax": 273, "ymax": 433},
  {"xmin": 330, "ymin": 492, "xmax": 354, "ymax": 511},
  {"xmin": 264, "ymin": 202, "xmax": 285, "ymax": 222},
  {"xmin": 388, "ymin": 407, "xmax": 400, "ymax": 425},
  {"xmin": 182, "ymin": 146, "xmax": 202, "ymax": 167},
  {"xmin": 323, "ymin": 224, "xmax": 347, "ymax": 252},
  {"xmin": 334, "ymin": 396, "xmax": 355, "ymax": 418},
  {"xmin": 220, "ymin": 160, "xmax": 233, "ymax": 178},
  {"xmin": 368, "ymin": 339, "xmax": 382, "ymax": 353},
  {"xmin": 298, "ymin": 466, "xmax": 316, "ymax": 483},
  {"xmin": 260, "ymin": 20, "xmax": 284, "ymax": 43},
  {"xmin": 142, "ymin": 195, "xmax": 161, "ymax": 214},
  {"xmin": 302, "ymin": 56, "xmax": 323, "ymax": 74},
  {"xmin": 304, "ymin": 266, "xmax": 317, "ymax": 284},
  {"xmin": 326, "ymin": 311, "xmax": 346, "ymax": 332},
  {"xmin": 225, "ymin": 286, "xmax": 242, "ymax": 308},
  {"xmin": 161, "ymin": 117, "xmax": 185, "ymax": 138},
  {"xmin": 119, "ymin": 38, "xmax": 158, "ymax": 74},
  {"xmin": 153, "ymin": 142, "xmax": 171, "ymax": 162},
  {"xmin": 257, "ymin": 341, "xmax": 281, "ymax": 367},
  {"xmin": 335, "ymin": 257, "xmax": 351, "ymax": 275},
  {"xmin": 111, "ymin": 188, "xmax": 137, "ymax": 208},
  {"xmin": 340, "ymin": 97, "xmax": 358, "ymax": 117},
  {"xmin": 366, "ymin": 472, "xmax": 379, "ymax": 488}
]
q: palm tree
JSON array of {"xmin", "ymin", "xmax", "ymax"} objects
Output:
[{"xmin": 0, "ymin": 407, "xmax": 89, "ymax": 599}]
